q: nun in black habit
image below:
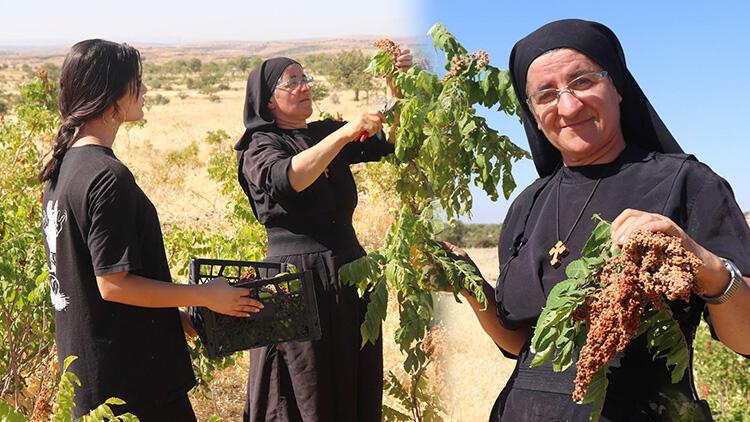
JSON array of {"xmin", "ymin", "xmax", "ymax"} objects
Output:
[
  {"xmin": 234, "ymin": 53, "xmax": 411, "ymax": 422},
  {"xmin": 447, "ymin": 19, "xmax": 750, "ymax": 421}
]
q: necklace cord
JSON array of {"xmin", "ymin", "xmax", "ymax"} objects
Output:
[{"xmin": 555, "ymin": 173, "xmax": 602, "ymax": 244}]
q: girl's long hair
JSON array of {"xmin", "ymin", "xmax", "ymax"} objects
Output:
[{"xmin": 38, "ymin": 39, "xmax": 142, "ymax": 183}]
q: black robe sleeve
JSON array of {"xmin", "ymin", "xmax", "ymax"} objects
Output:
[
  {"xmin": 682, "ymin": 164, "xmax": 750, "ymax": 352},
  {"xmin": 242, "ymin": 131, "xmax": 301, "ymax": 212},
  {"xmin": 341, "ymin": 131, "xmax": 395, "ymax": 164},
  {"xmin": 684, "ymin": 170, "xmax": 750, "ymax": 275}
]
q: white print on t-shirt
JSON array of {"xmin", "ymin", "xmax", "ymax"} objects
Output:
[
  {"xmin": 42, "ymin": 200, "xmax": 69, "ymax": 311},
  {"xmin": 48, "ymin": 274, "xmax": 69, "ymax": 311}
]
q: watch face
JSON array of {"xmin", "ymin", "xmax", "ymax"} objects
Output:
[{"xmin": 721, "ymin": 258, "xmax": 743, "ymax": 281}]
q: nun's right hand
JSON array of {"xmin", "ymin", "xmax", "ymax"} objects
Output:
[{"xmin": 341, "ymin": 111, "xmax": 385, "ymax": 142}]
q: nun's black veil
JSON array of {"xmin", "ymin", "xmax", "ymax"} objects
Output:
[
  {"xmin": 497, "ymin": 20, "xmax": 688, "ymax": 313},
  {"xmin": 233, "ymin": 57, "xmax": 299, "ymax": 213},
  {"xmin": 509, "ymin": 19, "xmax": 683, "ymax": 177},
  {"xmin": 234, "ymin": 57, "xmax": 299, "ymax": 152}
]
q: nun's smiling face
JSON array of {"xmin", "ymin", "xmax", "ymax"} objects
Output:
[
  {"xmin": 526, "ymin": 48, "xmax": 625, "ymax": 166},
  {"xmin": 268, "ymin": 64, "xmax": 313, "ymax": 127}
]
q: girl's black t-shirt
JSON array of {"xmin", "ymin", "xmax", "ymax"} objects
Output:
[{"xmin": 41, "ymin": 145, "xmax": 195, "ymax": 417}]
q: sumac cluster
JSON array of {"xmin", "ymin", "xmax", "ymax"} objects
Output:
[
  {"xmin": 531, "ymin": 217, "xmax": 702, "ymax": 422},
  {"xmin": 572, "ymin": 230, "xmax": 702, "ymax": 401}
]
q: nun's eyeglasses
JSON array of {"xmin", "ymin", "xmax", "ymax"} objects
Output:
[
  {"xmin": 527, "ymin": 70, "xmax": 608, "ymax": 110},
  {"xmin": 276, "ymin": 76, "xmax": 315, "ymax": 91}
]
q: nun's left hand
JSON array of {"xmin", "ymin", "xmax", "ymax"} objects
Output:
[
  {"xmin": 611, "ymin": 208, "xmax": 729, "ymax": 297},
  {"xmin": 395, "ymin": 48, "xmax": 413, "ymax": 72}
]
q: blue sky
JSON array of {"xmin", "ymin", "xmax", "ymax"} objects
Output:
[
  {"xmin": 2, "ymin": 0, "xmax": 748, "ymax": 223},
  {"xmin": 420, "ymin": 0, "xmax": 750, "ymax": 222}
]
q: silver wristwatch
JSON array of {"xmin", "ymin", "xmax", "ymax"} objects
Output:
[{"xmin": 699, "ymin": 257, "xmax": 744, "ymax": 305}]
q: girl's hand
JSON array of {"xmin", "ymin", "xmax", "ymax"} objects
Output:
[{"xmin": 202, "ymin": 277, "xmax": 264, "ymax": 317}]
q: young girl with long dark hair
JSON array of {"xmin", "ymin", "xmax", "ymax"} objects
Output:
[{"xmin": 39, "ymin": 39, "xmax": 263, "ymax": 420}]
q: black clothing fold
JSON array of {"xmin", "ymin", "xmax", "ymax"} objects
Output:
[{"xmin": 244, "ymin": 250, "xmax": 383, "ymax": 422}]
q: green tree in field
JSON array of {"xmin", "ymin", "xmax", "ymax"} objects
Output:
[
  {"xmin": 301, "ymin": 53, "xmax": 335, "ymax": 75},
  {"xmin": 228, "ymin": 56, "xmax": 262, "ymax": 75},
  {"xmin": 326, "ymin": 50, "xmax": 375, "ymax": 101},
  {"xmin": 188, "ymin": 58, "xmax": 202, "ymax": 73},
  {"xmin": 312, "ymin": 80, "xmax": 331, "ymax": 102}
]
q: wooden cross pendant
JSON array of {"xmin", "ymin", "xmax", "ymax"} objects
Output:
[{"xmin": 549, "ymin": 240, "xmax": 569, "ymax": 269}]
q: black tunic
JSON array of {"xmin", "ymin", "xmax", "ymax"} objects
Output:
[
  {"xmin": 492, "ymin": 145, "xmax": 750, "ymax": 421},
  {"xmin": 238, "ymin": 119, "xmax": 394, "ymax": 422}
]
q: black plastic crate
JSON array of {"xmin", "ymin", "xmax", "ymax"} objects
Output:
[{"xmin": 188, "ymin": 258, "xmax": 321, "ymax": 358}]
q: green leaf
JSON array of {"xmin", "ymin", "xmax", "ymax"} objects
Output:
[
  {"xmin": 530, "ymin": 344, "xmax": 555, "ymax": 367},
  {"xmin": 501, "ymin": 167, "xmax": 516, "ymax": 199},
  {"xmin": 339, "ymin": 252, "xmax": 383, "ymax": 294},
  {"xmin": 360, "ymin": 279, "xmax": 388, "ymax": 347},
  {"xmin": 565, "ymin": 259, "xmax": 588, "ymax": 279},
  {"xmin": 643, "ymin": 306, "xmax": 690, "ymax": 383},
  {"xmin": 552, "ymin": 340, "xmax": 575, "ymax": 372},
  {"xmin": 0, "ymin": 401, "xmax": 27, "ymax": 422},
  {"xmin": 104, "ymin": 397, "xmax": 126, "ymax": 405},
  {"xmin": 581, "ymin": 215, "xmax": 612, "ymax": 257}
]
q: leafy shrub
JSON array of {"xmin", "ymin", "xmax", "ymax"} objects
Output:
[
  {"xmin": 204, "ymin": 129, "xmax": 230, "ymax": 145},
  {"xmin": 312, "ymin": 81, "xmax": 330, "ymax": 102},
  {"xmin": 149, "ymin": 93, "xmax": 170, "ymax": 106},
  {"xmin": 166, "ymin": 141, "xmax": 200, "ymax": 168},
  {"xmin": 326, "ymin": 50, "xmax": 374, "ymax": 101},
  {"xmin": 0, "ymin": 355, "xmax": 139, "ymax": 421},
  {"xmin": 163, "ymin": 144, "xmax": 267, "ymax": 389},
  {"xmin": 300, "ymin": 53, "xmax": 336, "ymax": 75},
  {"xmin": 0, "ymin": 70, "xmax": 58, "ymax": 414}
]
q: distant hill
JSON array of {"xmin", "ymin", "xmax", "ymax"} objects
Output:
[{"xmin": 0, "ymin": 36, "xmax": 424, "ymax": 67}]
